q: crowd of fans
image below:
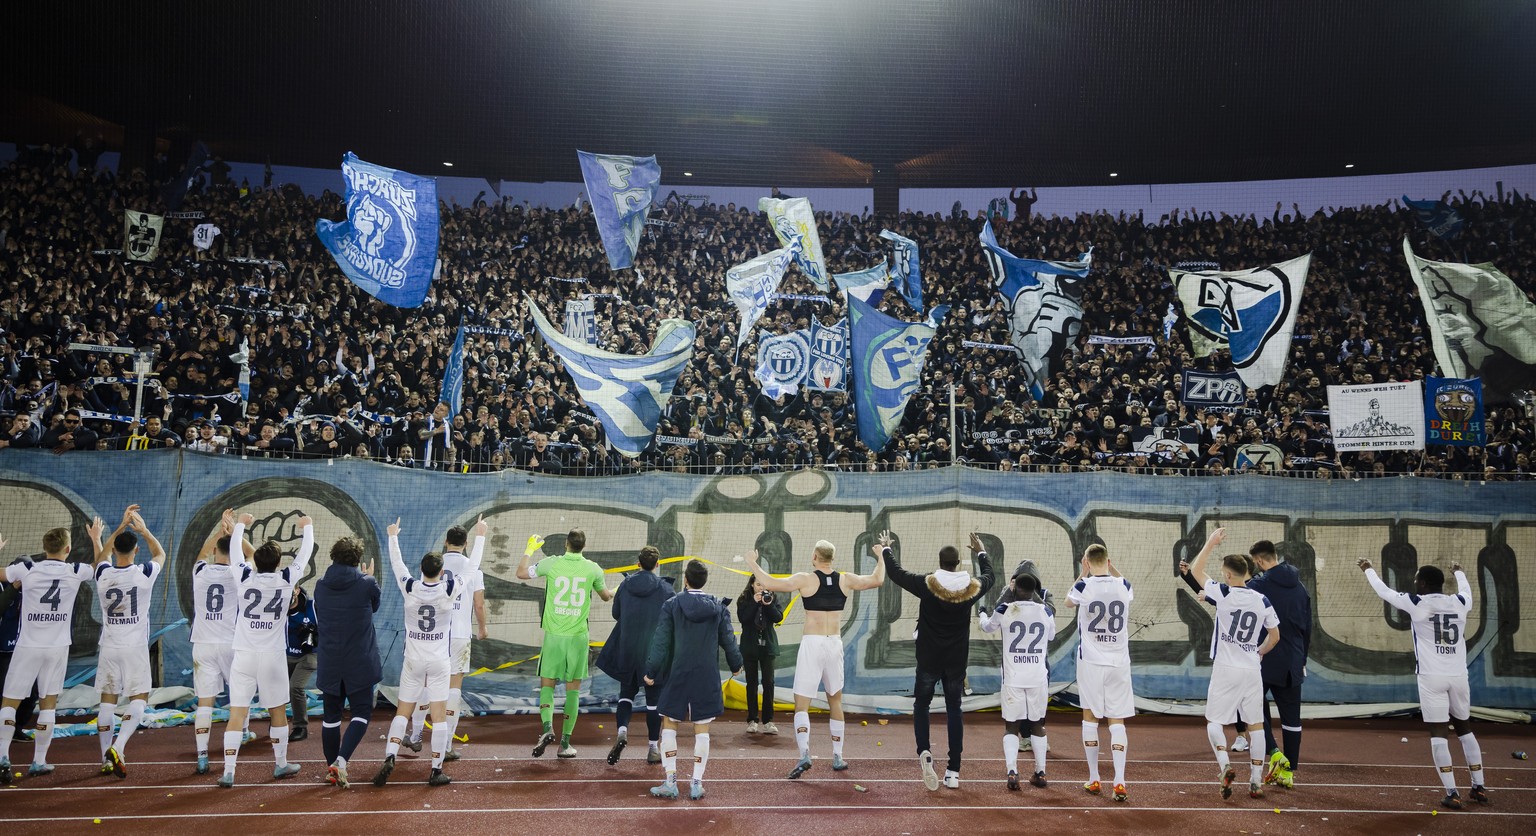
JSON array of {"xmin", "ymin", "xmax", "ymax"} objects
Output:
[{"xmin": 2, "ymin": 140, "xmax": 1533, "ymax": 479}]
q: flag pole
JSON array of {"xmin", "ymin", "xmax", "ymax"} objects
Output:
[{"xmin": 949, "ymin": 383, "xmax": 957, "ymax": 465}]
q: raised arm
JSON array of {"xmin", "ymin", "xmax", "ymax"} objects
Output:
[
  {"xmin": 386, "ymin": 517, "xmax": 410, "ymax": 592},
  {"xmin": 86, "ymin": 516, "xmax": 106, "ymax": 563},
  {"xmin": 844, "ymin": 536, "xmax": 887, "ymax": 592},
  {"xmin": 98, "ymin": 505, "xmax": 137, "ymax": 563},
  {"xmin": 1356, "ymin": 558, "xmax": 1409, "ymax": 611},
  {"xmin": 232, "ymin": 514, "xmax": 254, "ymax": 573},
  {"xmin": 290, "ymin": 515, "xmax": 315, "ymax": 578},
  {"xmin": 515, "ymin": 534, "xmax": 544, "ymax": 581},
  {"xmin": 195, "ymin": 512, "xmax": 231, "ymax": 564},
  {"xmin": 745, "ymin": 549, "xmax": 810, "ymax": 593},
  {"xmin": 1188, "ymin": 527, "xmax": 1226, "ymax": 589},
  {"xmin": 468, "ymin": 515, "xmax": 487, "ymax": 572},
  {"xmin": 876, "ymin": 530, "xmax": 923, "ymax": 596},
  {"xmin": 129, "ymin": 510, "xmax": 166, "ymax": 566},
  {"xmin": 1452, "ymin": 562, "xmax": 1472, "ymax": 600}
]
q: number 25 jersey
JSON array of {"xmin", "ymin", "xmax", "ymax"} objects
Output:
[{"xmin": 1068, "ymin": 574, "xmax": 1133, "ymax": 668}]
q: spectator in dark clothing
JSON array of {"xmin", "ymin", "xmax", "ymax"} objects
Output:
[
  {"xmin": 285, "ymin": 587, "xmax": 318, "ymax": 741},
  {"xmin": 40, "ymin": 409, "xmax": 98, "ymax": 453},
  {"xmin": 736, "ymin": 573, "xmax": 786, "ymax": 735},
  {"xmin": 0, "ymin": 413, "xmax": 41, "ymax": 450},
  {"xmin": 883, "ymin": 533, "xmax": 995, "ymax": 790},
  {"xmin": 1009, "ymin": 187, "xmax": 1039, "ymax": 224},
  {"xmin": 595, "ymin": 545, "xmax": 676, "ymax": 765},
  {"xmin": 311, "ymin": 536, "xmax": 381, "ymax": 788},
  {"xmin": 0, "ymin": 567, "xmax": 39, "ymax": 735}
]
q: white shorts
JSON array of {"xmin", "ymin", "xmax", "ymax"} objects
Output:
[
  {"xmin": 1001, "ymin": 683, "xmax": 1049, "ymax": 723},
  {"xmin": 2, "ymin": 645, "xmax": 68, "ymax": 700},
  {"xmin": 96, "ymin": 644, "xmax": 153, "ymax": 697},
  {"xmin": 1417, "ymin": 674, "xmax": 1471, "ymax": 724},
  {"xmin": 1204, "ymin": 663, "xmax": 1263, "ymax": 726},
  {"xmin": 792, "ymin": 635, "xmax": 845, "ymax": 699},
  {"xmin": 1077, "ymin": 661, "xmax": 1135, "ymax": 720},
  {"xmin": 193, "ymin": 642, "xmax": 236, "ymax": 699},
  {"xmin": 451, "ymin": 639, "xmax": 472, "ymax": 676},
  {"xmin": 398, "ymin": 655, "xmax": 451, "ymax": 705},
  {"xmin": 229, "ymin": 650, "xmax": 291, "ymax": 709}
]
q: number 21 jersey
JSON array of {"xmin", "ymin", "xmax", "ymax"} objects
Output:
[{"xmin": 1069, "ymin": 575, "xmax": 1133, "ymax": 667}]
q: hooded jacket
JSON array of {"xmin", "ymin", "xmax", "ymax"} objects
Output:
[
  {"xmin": 313, "ymin": 561, "xmax": 383, "ymax": 695},
  {"xmin": 884, "ymin": 547, "xmax": 995, "ymax": 669},
  {"xmin": 595, "ymin": 569, "xmax": 675, "ymax": 680},
  {"xmin": 645, "ymin": 589, "xmax": 744, "ymax": 722},
  {"xmin": 1247, "ymin": 562, "xmax": 1312, "ymax": 687}
]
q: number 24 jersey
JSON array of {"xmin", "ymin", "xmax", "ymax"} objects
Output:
[{"xmin": 1068, "ymin": 575, "xmax": 1133, "ymax": 667}]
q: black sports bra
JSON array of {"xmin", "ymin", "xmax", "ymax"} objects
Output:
[{"xmin": 803, "ymin": 570, "xmax": 848, "ymax": 611}]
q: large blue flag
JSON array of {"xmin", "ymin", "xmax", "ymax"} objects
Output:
[
  {"xmin": 879, "ymin": 229, "xmax": 923, "ymax": 313},
  {"xmin": 579, "ymin": 151, "xmax": 661, "ymax": 271},
  {"xmin": 759, "ymin": 196, "xmax": 830, "ymax": 291},
  {"xmin": 316, "ymin": 153, "xmax": 440, "ymax": 308},
  {"xmin": 979, "ymin": 220, "xmax": 1091, "ymax": 399},
  {"xmin": 832, "ymin": 260, "xmax": 889, "ymax": 306},
  {"xmin": 526, "ymin": 296, "xmax": 695, "ymax": 458},
  {"xmin": 847, "ymin": 293, "xmax": 948, "ymax": 452},
  {"xmin": 726, "ymin": 245, "xmax": 798, "ymax": 350},
  {"xmin": 440, "ymin": 322, "xmax": 466, "ymax": 418},
  {"xmin": 1425, "ymin": 376, "xmax": 1485, "ymax": 446},
  {"xmin": 1403, "ymin": 195, "xmax": 1464, "ymax": 240}
]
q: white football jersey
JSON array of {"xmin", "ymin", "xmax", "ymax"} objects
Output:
[
  {"xmin": 1068, "ymin": 574, "xmax": 1134, "ymax": 667},
  {"xmin": 95, "ymin": 561, "xmax": 163, "ymax": 648},
  {"xmin": 191, "ymin": 560, "xmax": 237, "ymax": 644},
  {"xmin": 5, "ymin": 559, "xmax": 92, "ymax": 649},
  {"xmin": 1202, "ymin": 579, "xmax": 1279, "ymax": 670},
  {"xmin": 440, "ymin": 536, "xmax": 485, "ymax": 641},
  {"xmin": 229, "ymin": 521, "xmax": 315, "ymax": 654},
  {"xmin": 1366, "ymin": 568, "xmax": 1472, "ymax": 678},
  {"xmin": 980, "ymin": 599, "xmax": 1054, "ymax": 688},
  {"xmin": 389, "ymin": 535, "xmax": 459, "ymax": 663}
]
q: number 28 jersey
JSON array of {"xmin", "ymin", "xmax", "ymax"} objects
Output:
[
  {"xmin": 1068, "ymin": 575, "xmax": 1133, "ymax": 668},
  {"xmin": 1203, "ymin": 579, "xmax": 1279, "ymax": 670}
]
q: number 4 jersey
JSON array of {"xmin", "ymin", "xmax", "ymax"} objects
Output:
[
  {"xmin": 1068, "ymin": 574, "xmax": 1134, "ymax": 667},
  {"xmin": 4, "ymin": 558, "xmax": 93, "ymax": 649},
  {"xmin": 1202, "ymin": 579, "xmax": 1279, "ymax": 669},
  {"xmin": 228, "ymin": 521, "xmax": 315, "ymax": 654},
  {"xmin": 1365, "ymin": 567, "xmax": 1471, "ymax": 677}
]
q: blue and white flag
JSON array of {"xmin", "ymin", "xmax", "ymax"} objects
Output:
[
  {"xmin": 578, "ymin": 151, "xmax": 661, "ymax": 271},
  {"xmin": 440, "ymin": 322, "xmax": 466, "ymax": 419},
  {"xmin": 526, "ymin": 296, "xmax": 695, "ymax": 458},
  {"xmin": 879, "ymin": 229, "xmax": 923, "ymax": 313},
  {"xmin": 979, "ymin": 221, "xmax": 1091, "ymax": 400},
  {"xmin": 755, "ymin": 329, "xmax": 812, "ymax": 399},
  {"xmin": 1425, "ymin": 376, "xmax": 1485, "ymax": 446},
  {"xmin": 726, "ymin": 246, "xmax": 798, "ymax": 349},
  {"xmin": 1180, "ymin": 369, "xmax": 1247, "ymax": 408},
  {"xmin": 759, "ymin": 196, "xmax": 829, "ymax": 291},
  {"xmin": 847, "ymin": 293, "xmax": 948, "ymax": 452},
  {"xmin": 316, "ymin": 153, "xmax": 440, "ymax": 308},
  {"xmin": 832, "ymin": 261, "xmax": 890, "ymax": 306},
  {"xmin": 809, "ymin": 319, "xmax": 851, "ymax": 392},
  {"xmin": 1172, "ymin": 254, "xmax": 1310, "ymax": 390},
  {"xmin": 1403, "ymin": 195, "xmax": 1464, "ymax": 240},
  {"xmin": 564, "ymin": 297, "xmax": 598, "ymax": 346}
]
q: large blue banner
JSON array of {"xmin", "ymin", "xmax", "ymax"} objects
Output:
[
  {"xmin": 5, "ymin": 452, "xmax": 1534, "ymax": 713},
  {"xmin": 847, "ymin": 294, "xmax": 946, "ymax": 453},
  {"xmin": 315, "ymin": 153, "xmax": 440, "ymax": 308},
  {"xmin": 1425, "ymin": 375, "xmax": 1485, "ymax": 446},
  {"xmin": 578, "ymin": 151, "xmax": 661, "ymax": 271}
]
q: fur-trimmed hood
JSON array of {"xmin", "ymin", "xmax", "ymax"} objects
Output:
[{"xmin": 926, "ymin": 570, "xmax": 981, "ymax": 602}]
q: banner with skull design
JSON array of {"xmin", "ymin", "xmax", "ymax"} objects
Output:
[{"xmin": 978, "ymin": 220, "xmax": 1091, "ymax": 401}]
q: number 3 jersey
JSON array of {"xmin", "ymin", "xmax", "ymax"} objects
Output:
[
  {"xmin": 1068, "ymin": 574, "xmax": 1134, "ymax": 667},
  {"xmin": 4, "ymin": 559, "xmax": 93, "ymax": 649},
  {"xmin": 980, "ymin": 599, "xmax": 1054, "ymax": 688},
  {"xmin": 95, "ymin": 561, "xmax": 163, "ymax": 649},
  {"xmin": 1365, "ymin": 567, "xmax": 1471, "ymax": 677},
  {"xmin": 388, "ymin": 534, "xmax": 461, "ymax": 663},
  {"xmin": 229, "ymin": 521, "xmax": 315, "ymax": 654},
  {"xmin": 1202, "ymin": 579, "xmax": 1279, "ymax": 669}
]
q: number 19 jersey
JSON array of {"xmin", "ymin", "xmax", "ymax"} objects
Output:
[
  {"xmin": 1203, "ymin": 579, "xmax": 1278, "ymax": 670},
  {"xmin": 1068, "ymin": 574, "xmax": 1134, "ymax": 667},
  {"xmin": 532, "ymin": 552, "xmax": 605, "ymax": 638}
]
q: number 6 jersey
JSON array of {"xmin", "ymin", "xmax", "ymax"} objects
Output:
[
  {"xmin": 1068, "ymin": 574, "xmax": 1134, "ymax": 667},
  {"xmin": 228, "ymin": 521, "xmax": 315, "ymax": 654},
  {"xmin": 1364, "ymin": 567, "xmax": 1472, "ymax": 677},
  {"xmin": 1202, "ymin": 579, "xmax": 1279, "ymax": 669}
]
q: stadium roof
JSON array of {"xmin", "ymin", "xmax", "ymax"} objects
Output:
[{"xmin": 9, "ymin": 0, "xmax": 1536, "ymax": 187}]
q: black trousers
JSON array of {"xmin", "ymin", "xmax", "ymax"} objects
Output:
[
  {"xmin": 742, "ymin": 654, "xmax": 776, "ymax": 723},
  {"xmin": 1262, "ymin": 679, "xmax": 1304, "ymax": 770},
  {"xmin": 913, "ymin": 663, "xmax": 966, "ymax": 772}
]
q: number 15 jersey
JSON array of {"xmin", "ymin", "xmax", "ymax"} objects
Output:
[
  {"xmin": 1068, "ymin": 574, "xmax": 1133, "ymax": 668},
  {"xmin": 1365, "ymin": 567, "xmax": 1471, "ymax": 677}
]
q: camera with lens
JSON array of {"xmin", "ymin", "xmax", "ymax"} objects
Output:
[{"xmin": 758, "ymin": 591, "xmax": 775, "ymax": 605}]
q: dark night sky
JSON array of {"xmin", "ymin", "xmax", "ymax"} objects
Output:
[{"xmin": 7, "ymin": 0, "xmax": 1536, "ymax": 186}]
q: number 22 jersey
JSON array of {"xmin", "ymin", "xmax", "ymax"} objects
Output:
[{"xmin": 1068, "ymin": 574, "xmax": 1133, "ymax": 667}]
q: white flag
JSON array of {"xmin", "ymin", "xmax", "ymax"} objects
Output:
[
  {"xmin": 726, "ymin": 246, "xmax": 797, "ymax": 349},
  {"xmin": 563, "ymin": 297, "xmax": 598, "ymax": 346},
  {"xmin": 1172, "ymin": 254, "xmax": 1310, "ymax": 389},
  {"xmin": 1403, "ymin": 238, "xmax": 1536, "ymax": 402},
  {"xmin": 124, "ymin": 210, "xmax": 165, "ymax": 262},
  {"xmin": 192, "ymin": 223, "xmax": 222, "ymax": 251},
  {"xmin": 1327, "ymin": 381, "xmax": 1425, "ymax": 451},
  {"xmin": 759, "ymin": 196, "xmax": 829, "ymax": 291}
]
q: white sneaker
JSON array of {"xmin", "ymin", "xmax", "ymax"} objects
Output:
[
  {"xmin": 1231, "ymin": 736, "xmax": 1249, "ymax": 753},
  {"xmin": 762, "ymin": 721, "xmax": 779, "ymax": 735},
  {"xmin": 943, "ymin": 770, "xmax": 960, "ymax": 789},
  {"xmin": 746, "ymin": 721, "xmax": 760, "ymax": 734},
  {"xmin": 920, "ymin": 750, "xmax": 940, "ymax": 791}
]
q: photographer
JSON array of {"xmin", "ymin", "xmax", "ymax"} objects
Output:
[
  {"xmin": 285, "ymin": 586, "xmax": 318, "ymax": 741},
  {"xmin": 736, "ymin": 574, "xmax": 785, "ymax": 735}
]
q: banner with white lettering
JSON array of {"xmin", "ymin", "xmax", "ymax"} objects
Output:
[
  {"xmin": 1327, "ymin": 381, "xmax": 1426, "ymax": 451},
  {"xmin": 563, "ymin": 297, "xmax": 598, "ymax": 346},
  {"xmin": 1181, "ymin": 370, "xmax": 1247, "ymax": 408},
  {"xmin": 315, "ymin": 153, "xmax": 440, "ymax": 308}
]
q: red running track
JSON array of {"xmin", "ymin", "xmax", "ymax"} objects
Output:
[{"xmin": 2, "ymin": 712, "xmax": 1533, "ymax": 835}]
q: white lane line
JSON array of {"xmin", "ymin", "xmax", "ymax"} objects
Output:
[
  {"xmin": 8, "ymin": 805, "xmax": 1536, "ymax": 823},
  {"xmin": 36, "ymin": 756, "xmax": 1536, "ymax": 769}
]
